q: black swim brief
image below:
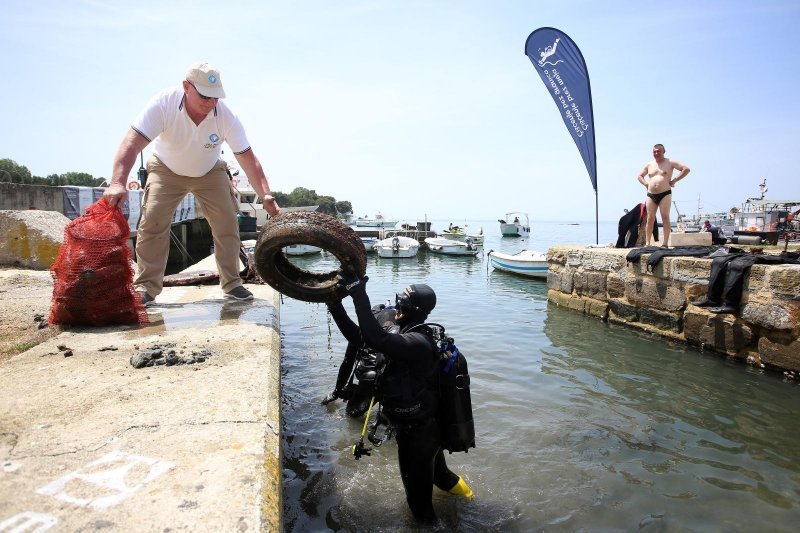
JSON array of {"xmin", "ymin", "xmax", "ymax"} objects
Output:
[{"xmin": 647, "ymin": 189, "xmax": 672, "ymax": 205}]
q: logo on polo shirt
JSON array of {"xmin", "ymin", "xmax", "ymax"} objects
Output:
[
  {"xmin": 208, "ymin": 74, "xmax": 217, "ymax": 84},
  {"xmin": 203, "ymin": 132, "xmax": 222, "ymax": 149}
]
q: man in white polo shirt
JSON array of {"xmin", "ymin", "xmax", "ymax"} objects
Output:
[{"xmin": 103, "ymin": 62, "xmax": 280, "ymax": 305}]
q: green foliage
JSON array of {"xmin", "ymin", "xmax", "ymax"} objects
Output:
[
  {"xmin": 0, "ymin": 158, "xmax": 32, "ymax": 183},
  {"xmin": 287, "ymin": 187, "xmax": 318, "ymax": 206},
  {"xmin": 316, "ymin": 195, "xmax": 337, "ymax": 215},
  {"xmin": 0, "ymin": 158, "xmax": 105, "ymax": 186},
  {"xmin": 271, "ymin": 191, "xmax": 290, "ymax": 206},
  {"xmin": 276, "ymin": 187, "xmax": 352, "ymax": 216},
  {"xmin": 336, "ymin": 200, "xmax": 353, "ymax": 215}
]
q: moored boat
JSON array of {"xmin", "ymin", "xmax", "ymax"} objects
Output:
[
  {"xmin": 468, "ymin": 228, "xmax": 485, "ymax": 244},
  {"xmin": 488, "ymin": 249, "xmax": 547, "ymax": 278},
  {"xmin": 425, "ymin": 237, "xmax": 482, "ymax": 256},
  {"xmin": 354, "ymin": 212, "xmax": 399, "ymax": 228},
  {"xmin": 360, "ymin": 236, "xmax": 378, "ymax": 252},
  {"xmin": 498, "ymin": 212, "xmax": 531, "ymax": 238},
  {"xmin": 374, "ymin": 235, "xmax": 420, "ymax": 258},
  {"xmin": 283, "ymin": 244, "xmax": 322, "ymax": 256}
]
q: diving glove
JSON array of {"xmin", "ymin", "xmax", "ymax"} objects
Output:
[
  {"xmin": 448, "ymin": 476, "xmax": 474, "ymax": 501},
  {"xmin": 338, "ymin": 265, "xmax": 368, "ymax": 296}
]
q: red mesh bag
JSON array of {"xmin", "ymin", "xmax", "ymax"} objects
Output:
[{"xmin": 49, "ymin": 198, "xmax": 148, "ymax": 326}]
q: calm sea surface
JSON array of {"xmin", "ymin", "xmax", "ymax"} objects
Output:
[{"xmin": 280, "ymin": 220, "xmax": 800, "ymax": 532}]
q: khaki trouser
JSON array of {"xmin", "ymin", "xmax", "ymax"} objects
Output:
[{"xmin": 134, "ymin": 156, "xmax": 241, "ymax": 296}]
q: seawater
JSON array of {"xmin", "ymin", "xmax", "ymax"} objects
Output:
[{"xmin": 280, "ymin": 220, "xmax": 800, "ymax": 531}]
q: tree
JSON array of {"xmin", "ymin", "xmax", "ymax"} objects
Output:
[
  {"xmin": 0, "ymin": 159, "xmax": 104, "ymax": 187},
  {"xmin": 272, "ymin": 191, "xmax": 290, "ymax": 207},
  {"xmin": 335, "ymin": 200, "xmax": 353, "ymax": 216},
  {"xmin": 287, "ymin": 186, "xmax": 319, "ymax": 207},
  {"xmin": 61, "ymin": 172, "xmax": 104, "ymax": 187},
  {"xmin": 0, "ymin": 158, "xmax": 33, "ymax": 184},
  {"xmin": 316, "ymin": 195, "xmax": 337, "ymax": 215}
]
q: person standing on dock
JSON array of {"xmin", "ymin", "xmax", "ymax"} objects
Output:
[
  {"xmin": 103, "ymin": 62, "xmax": 280, "ymax": 305},
  {"xmin": 637, "ymin": 143, "xmax": 690, "ymax": 248}
]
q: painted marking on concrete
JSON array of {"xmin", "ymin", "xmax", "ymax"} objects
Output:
[
  {"xmin": 0, "ymin": 512, "xmax": 57, "ymax": 532},
  {"xmin": 35, "ymin": 450, "xmax": 173, "ymax": 510}
]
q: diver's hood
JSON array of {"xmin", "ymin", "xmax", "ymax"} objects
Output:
[
  {"xmin": 406, "ymin": 284, "xmax": 436, "ymax": 314},
  {"xmin": 397, "ymin": 283, "xmax": 436, "ymax": 324}
]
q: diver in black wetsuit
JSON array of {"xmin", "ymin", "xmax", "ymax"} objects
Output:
[{"xmin": 327, "ymin": 276, "xmax": 473, "ymax": 522}]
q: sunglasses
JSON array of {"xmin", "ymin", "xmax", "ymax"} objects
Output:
[{"xmin": 188, "ymin": 82, "xmax": 215, "ymax": 101}]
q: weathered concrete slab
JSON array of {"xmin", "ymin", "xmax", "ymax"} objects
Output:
[
  {"xmin": 0, "ymin": 270, "xmax": 281, "ymax": 531},
  {"xmin": 0, "ymin": 210, "xmax": 68, "ymax": 269}
]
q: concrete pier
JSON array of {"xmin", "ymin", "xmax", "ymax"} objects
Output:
[
  {"xmin": 546, "ymin": 246, "xmax": 800, "ymax": 372},
  {"xmin": 0, "ymin": 263, "xmax": 282, "ymax": 531}
]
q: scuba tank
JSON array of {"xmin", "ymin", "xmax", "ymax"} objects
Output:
[
  {"xmin": 437, "ymin": 338, "xmax": 475, "ymax": 453},
  {"xmin": 407, "ymin": 323, "xmax": 476, "ymax": 453}
]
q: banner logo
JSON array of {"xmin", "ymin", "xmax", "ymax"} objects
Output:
[{"xmin": 537, "ymin": 38, "xmax": 563, "ymax": 67}]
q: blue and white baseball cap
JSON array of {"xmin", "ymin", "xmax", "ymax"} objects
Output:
[{"xmin": 186, "ymin": 62, "xmax": 226, "ymax": 98}]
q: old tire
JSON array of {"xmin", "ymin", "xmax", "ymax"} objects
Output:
[{"xmin": 254, "ymin": 211, "xmax": 367, "ymax": 303}]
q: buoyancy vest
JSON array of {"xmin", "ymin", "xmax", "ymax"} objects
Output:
[{"xmin": 377, "ymin": 323, "xmax": 440, "ymax": 424}]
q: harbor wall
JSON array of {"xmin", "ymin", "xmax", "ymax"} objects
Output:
[{"xmin": 546, "ymin": 247, "xmax": 800, "ymax": 372}]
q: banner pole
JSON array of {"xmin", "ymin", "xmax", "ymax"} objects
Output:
[{"xmin": 595, "ymin": 190, "xmax": 599, "ymax": 244}]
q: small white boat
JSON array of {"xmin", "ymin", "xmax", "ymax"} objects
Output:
[
  {"xmin": 425, "ymin": 237, "xmax": 482, "ymax": 256},
  {"xmin": 488, "ymin": 249, "xmax": 548, "ymax": 278},
  {"xmin": 375, "ymin": 235, "xmax": 420, "ymax": 258},
  {"xmin": 354, "ymin": 212, "xmax": 399, "ymax": 228},
  {"xmin": 360, "ymin": 236, "xmax": 378, "ymax": 252},
  {"xmin": 283, "ymin": 244, "xmax": 322, "ymax": 256},
  {"xmin": 499, "ymin": 212, "xmax": 531, "ymax": 238},
  {"xmin": 468, "ymin": 228, "xmax": 485, "ymax": 244}
]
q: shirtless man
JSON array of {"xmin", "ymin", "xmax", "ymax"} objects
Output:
[{"xmin": 637, "ymin": 143, "xmax": 690, "ymax": 247}]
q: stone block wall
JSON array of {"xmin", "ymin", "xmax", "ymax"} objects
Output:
[{"xmin": 546, "ymin": 246, "xmax": 800, "ymax": 372}]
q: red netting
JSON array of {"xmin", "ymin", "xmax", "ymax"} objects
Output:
[{"xmin": 49, "ymin": 198, "xmax": 148, "ymax": 326}]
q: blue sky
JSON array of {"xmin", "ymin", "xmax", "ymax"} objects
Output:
[{"xmin": 2, "ymin": 0, "xmax": 798, "ymax": 222}]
